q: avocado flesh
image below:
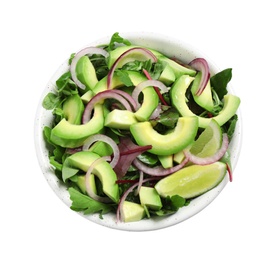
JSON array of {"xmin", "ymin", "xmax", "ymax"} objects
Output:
[
  {"xmin": 93, "ymin": 71, "xmax": 159, "ymax": 122},
  {"xmin": 159, "ymin": 63, "xmax": 176, "ymax": 85},
  {"xmin": 121, "ymin": 201, "xmax": 145, "ymax": 222},
  {"xmin": 135, "ymin": 86, "xmax": 159, "ymax": 121},
  {"xmin": 62, "ymin": 94, "xmax": 84, "ymax": 124},
  {"xmin": 108, "ymin": 45, "xmax": 196, "ymax": 77},
  {"xmin": 158, "ymin": 154, "xmax": 173, "ymax": 168},
  {"xmin": 130, "ymin": 116, "xmax": 198, "ymax": 156},
  {"xmin": 191, "ymin": 73, "xmax": 214, "ymax": 112},
  {"xmin": 170, "ymin": 75, "xmax": 241, "ymax": 128},
  {"xmin": 139, "ymin": 186, "xmax": 162, "ymax": 210},
  {"xmin": 105, "ymin": 109, "xmax": 138, "ymax": 129},
  {"xmin": 76, "ymin": 56, "xmax": 98, "ymax": 90},
  {"xmin": 50, "ymin": 104, "xmax": 104, "ymax": 148},
  {"xmin": 65, "ymin": 151, "xmax": 119, "ymax": 203},
  {"xmin": 76, "ymin": 174, "xmax": 97, "ymax": 195}
]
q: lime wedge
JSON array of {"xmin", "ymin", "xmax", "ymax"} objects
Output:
[
  {"xmin": 190, "ymin": 119, "xmax": 222, "ymax": 158},
  {"xmin": 155, "ymin": 162, "xmax": 226, "ymax": 198}
]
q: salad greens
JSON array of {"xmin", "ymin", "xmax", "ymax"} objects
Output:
[{"xmin": 42, "ymin": 32, "xmax": 239, "ymax": 222}]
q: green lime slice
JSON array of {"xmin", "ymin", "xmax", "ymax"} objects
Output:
[
  {"xmin": 155, "ymin": 162, "xmax": 226, "ymax": 199},
  {"xmin": 190, "ymin": 119, "xmax": 222, "ymax": 158}
]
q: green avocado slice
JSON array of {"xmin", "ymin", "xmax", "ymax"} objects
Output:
[
  {"xmin": 63, "ymin": 151, "xmax": 119, "ymax": 203},
  {"xmin": 50, "ymin": 104, "xmax": 104, "ymax": 148},
  {"xmin": 130, "ymin": 116, "xmax": 198, "ymax": 156},
  {"xmin": 170, "ymin": 75, "xmax": 240, "ymax": 128}
]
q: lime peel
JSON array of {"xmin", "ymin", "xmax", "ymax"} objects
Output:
[{"xmin": 155, "ymin": 162, "xmax": 227, "ymax": 199}]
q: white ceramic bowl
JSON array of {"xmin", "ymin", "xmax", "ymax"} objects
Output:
[{"xmin": 34, "ymin": 32, "xmax": 242, "ymax": 231}]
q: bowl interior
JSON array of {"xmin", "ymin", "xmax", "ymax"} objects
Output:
[{"xmin": 34, "ymin": 32, "xmax": 242, "ymax": 231}]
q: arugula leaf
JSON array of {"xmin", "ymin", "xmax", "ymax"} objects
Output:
[
  {"xmin": 210, "ymin": 68, "xmax": 232, "ymax": 100},
  {"xmin": 106, "ymin": 32, "xmax": 131, "ymax": 52},
  {"xmin": 68, "ymin": 187, "xmax": 112, "ymax": 216},
  {"xmin": 115, "ymin": 70, "xmax": 134, "ymax": 87}
]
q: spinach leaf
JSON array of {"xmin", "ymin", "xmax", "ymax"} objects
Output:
[
  {"xmin": 42, "ymin": 93, "xmax": 59, "ymax": 110},
  {"xmin": 210, "ymin": 68, "xmax": 232, "ymax": 100}
]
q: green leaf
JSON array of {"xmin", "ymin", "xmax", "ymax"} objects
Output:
[
  {"xmin": 42, "ymin": 93, "xmax": 59, "ymax": 110},
  {"xmin": 156, "ymin": 107, "xmax": 179, "ymax": 129},
  {"xmin": 115, "ymin": 70, "xmax": 133, "ymax": 87},
  {"xmin": 107, "ymin": 32, "xmax": 131, "ymax": 52},
  {"xmin": 210, "ymin": 68, "xmax": 232, "ymax": 100},
  {"xmin": 62, "ymin": 157, "xmax": 79, "ymax": 182},
  {"xmin": 68, "ymin": 187, "xmax": 112, "ymax": 215},
  {"xmin": 170, "ymin": 195, "xmax": 186, "ymax": 210}
]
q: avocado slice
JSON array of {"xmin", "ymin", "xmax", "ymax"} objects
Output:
[
  {"xmin": 63, "ymin": 94, "xmax": 84, "ymax": 124},
  {"xmin": 64, "ymin": 151, "xmax": 119, "ymax": 203},
  {"xmin": 139, "ymin": 186, "xmax": 162, "ymax": 210},
  {"xmin": 50, "ymin": 104, "xmax": 104, "ymax": 148},
  {"xmin": 134, "ymin": 86, "xmax": 159, "ymax": 122},
  {"xmin": 76, "ymin": 174, "xmax": 97, "ymax": 195},
  {"xmin": 105, "ymin": 109, "xmax": 138, "ymax": 129},
  {"xmin": 170, "ymin": 75, "xmax": 241, "ymax": 128},
  {"xmin": 121, "ymin": 201, "xmax": 146, "ymax": 222},
  {"xmin": 107, "ymin": 45, "xmax": 196, "ymax": 77},
  {"xmin": 75, "ymin": 55, "xmax": 98, "ymax": 90},
  {"xmin": 158, "ymin": 63, "xmax": 176, "ymax": 85},
  {"xmin": 158, "ymin": 154, "xmax": 173, "ymax": 168},
  {"xmin": 191, "ymin": 73, "xmax": 214, "ymax": 112},
  {"xmin": 130, "ymin": 116, "xmax": 198, "ymax": 156}
]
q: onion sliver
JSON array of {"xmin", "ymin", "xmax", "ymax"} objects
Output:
[
  {"xmin": 184, "ymin": 133, "xmax": 229, "ymax": 165},
  {"xmin": 132, "ymin": 79, "xmax": 168, "ymax": 109},
  {"xmin": 85, "ymin": 156, "xmax": 112, "ymax": 203},
  {"xmin": 116, "ymin": 177, "xmax": 160, "ymax": 222},
  {"xmin": 107, "ymin": 47, "xmax": 157, "ymax": 89},
  {"xmin": 133, "ymin": 157, "xmax": 189, "ymax": 177},
  {"xmin": 112, "ymin": 89, "xmax": 138, "ymax": 111},
  {"xmin": 70, "ymin": 47, "xmax": 108, "ymax": 90},
  {"xmin": 189, "ymin": 58, "xmax": 210, "ymax": 96},
  {"xmin": 82, "ymin": 90, "xmax": 133, "ymax": 124},
  {"xmin": 83, "ymin": 134, "xmax": 120, "ymax": 168}
]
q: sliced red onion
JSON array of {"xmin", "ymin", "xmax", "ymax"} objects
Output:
[
  {"xmin": 116, "ymin": 177, "xmax": 160, "ymax": 222},
  {"xmin": 149, "ymin": 104, "xmax": 162, "ymax": 120},
  {"xmin": 184, "ymin": 133, "xmax": 229, "ymax": 165},
  {"xmin": 113, "ymin": 137, "xmax": 152, "ymax": 179},
  {"xmin": 82, "ymin": 90, "xmax": 132, "ymax": 124},
  {"xmin": 112, "ymin": 89, "xmax": 138, "ymax": 111},
  {"xmin": 82, "ymin": 134, "xmax": 120, "ymax": 168},
  {"xmin": 133, "ymin": 157, "xmax": 189, "ymax": 177},
  {"xmin": 226, "ymin": 162, "xmax": 233, "ymax": 182},
  {"xmin": 70, "ymin": 47, "xmax": 108, "ymax": 90},
  {"xmin": 134, "ymin": 171, "xmax": 144, "ymax": 196},
  {"xmin": 107, "ymin": 47, "xmax": 157, "ymax": 89},
  {"xmin": 142, "ymin": 69, "xmax": 169, "ymax": 106},
  {"xmin": 189, "ymin": 58, "xmax": 210, "ymax": 96},
  {"xmin": 85, "ymin": 156, "xmax": 112, "ymax": 203},
  {"xmin": 132, "ymin": 79, "xmax": 168, "ymax": 110}
]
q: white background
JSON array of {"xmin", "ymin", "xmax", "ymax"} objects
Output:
[{"xmin": 1, "ymin": 0, "xmax": 275, "ymax": 259}]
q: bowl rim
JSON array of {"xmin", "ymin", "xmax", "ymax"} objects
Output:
[{"xmin": 34, "ymin": 31, "xmax": 242, "ymax": 231}]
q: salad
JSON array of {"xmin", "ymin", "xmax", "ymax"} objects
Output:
[{"xmin": 42, "ymin": 32, "xmax": 240, "ymax": 223}]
